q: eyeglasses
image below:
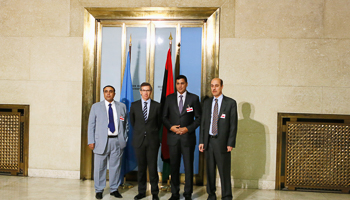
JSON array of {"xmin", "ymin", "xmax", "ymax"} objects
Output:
[{"xmin": 141, "ymin": 90, "xmax": 151, "ymax": 92}]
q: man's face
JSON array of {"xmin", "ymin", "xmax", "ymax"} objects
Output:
[
  {"xmin": 176, "ymin": 78, "xmax": 188, "ymax": 94},
  {"xmin": 211, "ymin": 78, "xmax": 223, "ymax": 98},
  {"xmin": 103, "ymin": 87, "xmax": 115, "ymax": 102},
  {"xmin": 140, "ymin": 85, "xmax": 152, "ymax": 101}
]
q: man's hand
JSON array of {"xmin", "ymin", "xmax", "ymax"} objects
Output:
[
  {"xmin": 199, "ymin": 144, "xmax": 205, "ymax": 152},
  {"xmin": 178, "ymin": 127, "xmax": 188, "ymax": 135},
  {"xmin": 227, "ymin": 146, "xmax": 233, "ymax": 152},
  {"xmin": 170, "ymin": 125, "xmax": 181, "ymax": 134},
  {"xmin": 88, "ymin": 143, "xmax": 95, "ymax": 150}
]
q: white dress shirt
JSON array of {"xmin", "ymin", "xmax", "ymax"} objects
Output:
[
  {"xmin": 105, "ymin": 100, "xmax": 118, "ymax": 136},
  {"xmin": 209, "ymin": 94, "xmax": 223, "ymax": 135},
  {"xmin": 177, "ymin": 91, "xmax": 187, "ymax": 108}
]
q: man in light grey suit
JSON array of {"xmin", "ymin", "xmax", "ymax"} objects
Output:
[{"xmin": 88, "ymin": 85, "xmax": 129, "ymax": 199}]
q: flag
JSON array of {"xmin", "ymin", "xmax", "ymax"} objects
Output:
[
  {"xmin": 119, "ymin": 51, "xmax": 137, "ymax": 184},
  {"xmin": 159, "ymin": 49, "xmax": 174, "ymax": 181}
]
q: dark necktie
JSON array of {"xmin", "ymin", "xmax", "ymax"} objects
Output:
[
  {"xmin": 212, "ymin": 99, "xmax": 218, "ymax": 135},
  {"xmin": 143, "ymin": 102, "xmax": 148, "ymax": 123},
  {"xmin": 108, "ymin": 103, "xmax": 115, "ymax": 133},
  {"xmin": 179, "ymin": 95, "xmax": 183, "ymax": 113}
]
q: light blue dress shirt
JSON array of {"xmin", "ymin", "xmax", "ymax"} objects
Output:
[{"xmin": 209, "ymin": 94, "xmax": 223, "ymax": 136}]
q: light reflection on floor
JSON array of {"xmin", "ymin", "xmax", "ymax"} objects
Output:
[{"xmin": 0, "ymin": 176, "xmax": 349, "ymax": 200}]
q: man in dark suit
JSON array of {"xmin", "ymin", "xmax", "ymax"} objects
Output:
[
  {"xmin": 199, "ymin": 78, "xmax": 238, "ymax": 200},
  {"xmin": 163, "ymin": 75, "xmax": 202, "ymax": 200},
  {"xmin": 88, "ymin": 85, "xmax": 128, "ymax": 199},
  {"xmin": 130, "ymin": 82, "xmax": 162, "ymax": 200}
]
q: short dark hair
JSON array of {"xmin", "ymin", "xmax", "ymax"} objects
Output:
[
  {"xmin": 103, "ymin": 85, "xmax": 115, "ymax": 92},
  {"xmin": 140, "ymin": 82, "xmax": 152, "ymax": 91},
  {"xmin": 176, "ymin": 75, "xmax": 187, "ymax": 83}
]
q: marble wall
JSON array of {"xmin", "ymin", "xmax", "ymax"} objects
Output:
[{"xmin": 1, "ymin": 0, "xmax": 349, "ymax": 187}]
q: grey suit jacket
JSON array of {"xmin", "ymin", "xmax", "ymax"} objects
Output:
[{"xmin": 88, "ymin": 100, "xmax": 129, "ymax": 154}]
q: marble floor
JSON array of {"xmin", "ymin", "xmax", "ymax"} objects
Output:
[{"xmin": 0, "ymin": 176, "xmax": 349, "ymax": 200}]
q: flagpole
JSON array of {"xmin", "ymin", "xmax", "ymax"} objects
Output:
[
  {"xmin": 159, "ymin": 33, "xmax": 175, "ymax": 192},
  {"xmin": 169, "ymin": 33, "xmax": 173, "ymax": 55},
  {"xmin": 174, "ymin": 43, "xmax": 180, "ymax": 78},
  {"xmin": 129, "ymin": 34, "xmax": 132, "ymax": 63},
  {"xmin": 120, "ymin": 34, "xmax": 136, "ymax": 189}
]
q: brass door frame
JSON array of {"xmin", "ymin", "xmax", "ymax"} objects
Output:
[{"xmin": 80, "ymin": 7, "xmax": 220, "ymax": 185}]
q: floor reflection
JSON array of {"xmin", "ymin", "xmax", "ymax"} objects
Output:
[{"xmin": 0, "ymin": 176, "xmax": 348, "ymax": 200}]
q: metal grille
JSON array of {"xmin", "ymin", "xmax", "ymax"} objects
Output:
[
  {"xmin": 286, "ymin": 122, "xmax": 350, "ymax": 189},
  {"xmin": 0, "ymin": 113, "xmax": 21, "ymax": 172}
]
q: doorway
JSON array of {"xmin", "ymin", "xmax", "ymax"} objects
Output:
[{"xmin": 80, "ymin": 7, "xmax": 220, "ymax": 186}]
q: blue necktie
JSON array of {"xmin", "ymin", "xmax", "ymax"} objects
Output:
[{"xmin": 108, "ymin": 103, "xmax": 115, "ymax": 133}]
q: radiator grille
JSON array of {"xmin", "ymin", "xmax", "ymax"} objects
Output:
[
  {"xmin": 0, "ymin": 104, "xmax": 29, "ymax": 176},
  {"xmin": 286, "ymin": 122, "xmax": 350, "ymax": 189},
  {"xmin": 0, "ymin": 113, "xmax": 21, "ymax": 171}
]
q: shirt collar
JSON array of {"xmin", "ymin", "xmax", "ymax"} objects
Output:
[
  {"xmin": 177, "ymin": 91, "xmax": 187, "ymax": 98},
  {"xmin": 141, "ymin": 98, "xmax": 151, "ymax": 104},
  {"xmin": 213, "ymin": 94, "xmax": 223, "ymax": 102},
  {"xmin": 105, "ymin": 100, "xmax": 115, "ymax": 106}
]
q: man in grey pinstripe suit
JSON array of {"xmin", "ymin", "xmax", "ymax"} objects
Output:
[{"xmin": 88, "ymin": 85, "xmax": 129, "ymax": 199}]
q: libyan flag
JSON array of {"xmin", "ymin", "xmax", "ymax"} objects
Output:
[{"xmin": 159, "ymin": 48, "xmax": 174, "ymax": 181}]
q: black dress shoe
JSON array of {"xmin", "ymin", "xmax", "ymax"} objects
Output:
[
  {"xmin": 96, "ymin": 192, "xmax": 103, "ymax": 199},
  {"xmin": 152, "ymin": 194, "xmax": 159, "ymax": 200},
  {"xmin": 134, "ymin": 193, "xmax": 146, "ymax": 200},
  {"xmin": 185, "ymin": 197, "xmax": 192, "ymax": 200},
  {"xmin": 168, "ymin": 195, "xmax": 179, "ymax": 200},
  {"xmin": 110, "ymin": 190, "xmax": 122, "ymax": 198}
]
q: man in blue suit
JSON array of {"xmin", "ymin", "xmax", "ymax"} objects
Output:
[{"xmin": 88, "ymin": 85, "xmax": 129, "ymax": 199}]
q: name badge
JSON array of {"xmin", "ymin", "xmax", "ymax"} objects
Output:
[
  {"xmin": 220, "ymin": 114, "xmax": 226, "ymax": 119},
  {"xmin": 187, "ymin": 107, "xmax": 193, "ymax": 112},
  {"xmin": 119, "ymin": 116, "xmax": 124, "ymax": 121}
]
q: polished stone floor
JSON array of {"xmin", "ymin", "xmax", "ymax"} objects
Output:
[{"xmin": 0, "ymin": 176, "xmax": 349, "ymax": 200}]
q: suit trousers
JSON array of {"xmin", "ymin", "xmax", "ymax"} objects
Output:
[
  {"xmin": 134, "ymin": 136, "xmax": 159, "ymax": 195},
  {"xmin": 206, "ymin": 137, "xmax": 232, "ymax": 200},
  {"xmin": 94, "ymin": 137, "xmax": 123, "ymax": 193},
  {"xmin": 169, "ymin": 141, "xmax": 195, "ymax": 198}
]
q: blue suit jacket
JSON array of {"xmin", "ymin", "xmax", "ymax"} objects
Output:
[{"xmin": 88, "ymin": 100, "xmax": 129, "ymax": 154}]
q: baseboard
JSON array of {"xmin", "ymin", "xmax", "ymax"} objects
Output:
[{"xmin": 216, "ymin": 176, "xmax": 275, "ymax": 189}]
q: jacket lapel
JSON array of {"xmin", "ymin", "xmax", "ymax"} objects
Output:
[
  {"xmin": 137, "ymin": 100, "xmax": 144, "ymax": 122},
  {"xmin": 146, "ymin": 100, "xmax": 154, "ymax": 123},
  {"xmin": 100, "ymin": 101, "xmax": 108, "ymax": 122},
  {"xmin": 115, "ymin": 101, "xmax": 123, "ymax": 133},
  {"xmin": 174, "ymin": 94, "xmax": 181, "ymax": 116},
  {"xmin": 181, "ymin": 92, "xmax": 191, "ymax": 115},
  {"xmin": 218, "ymin": 96, "xmax": 227, "ymax": 119}
]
